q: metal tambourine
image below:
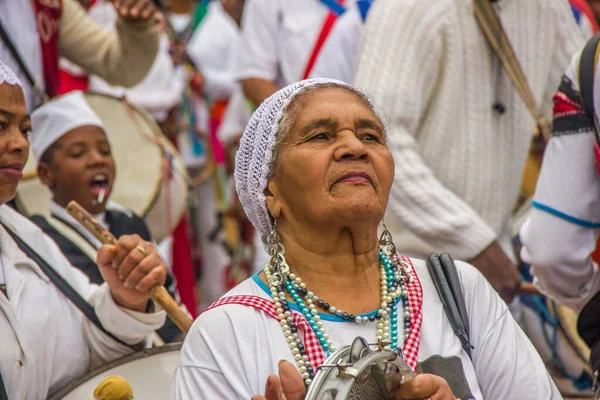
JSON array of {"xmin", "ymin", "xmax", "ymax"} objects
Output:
[{"xmin": 305, "ymin": 337, "xmax": 416, "ymax": 400}]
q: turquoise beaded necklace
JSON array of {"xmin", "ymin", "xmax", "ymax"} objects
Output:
[{"xmin": 265, "ymin": 249, "xmax": 411, "ymax": 387}]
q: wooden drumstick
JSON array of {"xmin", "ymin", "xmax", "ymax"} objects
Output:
[
  {"xmin": 66, "ymin": 201, "xmax": 193, "ymax": 334},
  {"xmin": 519, "ymin": 282, "xmax": 543, "ymax": 297}
]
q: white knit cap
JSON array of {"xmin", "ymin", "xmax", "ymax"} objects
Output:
[
  {"xmin": 0, "ymin": 60, "xmax": 22, "ymax": 88},
  {"xmin": 234, "ymin": 78, "xmax": 360, "ymax": 240},
  {"xmin": 30, "ymin": 91, "xmax": 105, "ymax": 163}
]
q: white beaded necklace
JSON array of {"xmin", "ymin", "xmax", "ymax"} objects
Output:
[{"xmin": 264, "ymin": 247, "xmax": 410, "ymax": 387}]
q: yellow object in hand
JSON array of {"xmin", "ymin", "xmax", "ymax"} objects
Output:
[{"xmin": 93, "ymin": 376, "xmax": 134, "ymax": 400}]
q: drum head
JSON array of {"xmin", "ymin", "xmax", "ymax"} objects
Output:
[
  {"xmin": 551, "ymin": 301, "xmax": 592, "ymax": 366},
  {"xmin": 16, "ymin": 92, "xmax": 188, "ymax": 242},
  {"xmin": 48, "ymin": 343, "xmax": 181, "ymax": 400}
]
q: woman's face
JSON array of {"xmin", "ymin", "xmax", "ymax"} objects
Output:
[
  {"xmin": 267, "ymin": 87, "xmax": 394, "ymax": 229},
  {"xmin": 0, "ymin": 83, "xmax": 30, "ymax": 205},
  {"xmin": 38, "ymin": 126, "xmax": 115, "ymax": 214}
]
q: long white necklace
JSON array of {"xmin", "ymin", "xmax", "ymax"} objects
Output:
[{"xmin": 264, "ymin": 248, "xmax": 410, "ymax": 387}]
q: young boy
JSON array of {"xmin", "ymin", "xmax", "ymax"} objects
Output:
[{"xmin": 28, "ymin": 91, "xmax": 187, "ymax": 343}]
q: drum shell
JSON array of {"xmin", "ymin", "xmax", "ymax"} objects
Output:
[
  {"xmin": 48, "ymin": 343, "xmax": 181, "ymax": 399},
  {"xmin": 16, "ymin": 92, "xmax": 188, "ymax": 243}
]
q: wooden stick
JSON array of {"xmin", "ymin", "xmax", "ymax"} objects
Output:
[
  {"xmin": 66, "ymin": 201, "xmax": 193, "ymax": 334},
  {"xmin": 519, "ymin": 282, "xmax": 542, "ymax": 297}
]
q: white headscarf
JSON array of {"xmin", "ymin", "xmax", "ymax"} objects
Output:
[
  {"xmin": 234, "ymin": 78, "xmax": 365, "ymax": 240},
  {"xmin": 0, "ymin": 60, "xmax": 23, "ymax": 88},
  {"xmin": 30, "ymin": 91, "xmax": 105, "ymax": 163}
]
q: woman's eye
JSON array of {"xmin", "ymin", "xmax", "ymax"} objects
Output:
[
  {"xmin": 0, "ymin": 121, "xmax": 7, "ymax": 132},
  {"xmin": 69, "ymin": 152, "xmax": 84, "ymax": 159},
  {"xmin": 21, "ymin": 128, "xmax": 31, "ymax": 138},
  {"xmin": 310, "ymin": 132, "xmax": 329, "ymax": 140},
  {"xmin": 361, "ymin": 133, "xmax": 380, "ymax": 142}
]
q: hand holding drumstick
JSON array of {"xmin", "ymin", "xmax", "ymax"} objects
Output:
[{"xmin": 67, "ymin": 201, "xmax": 193, "ymax": 334}]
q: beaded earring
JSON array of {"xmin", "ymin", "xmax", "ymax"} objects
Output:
[{"xmin": 265, "ymin": 220, "xmax": 289, "ymax": 287}]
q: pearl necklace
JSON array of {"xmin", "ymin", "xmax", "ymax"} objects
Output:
[{"xmin": 264, "ymin": 250, "xmax": 411, "ymax": 387}]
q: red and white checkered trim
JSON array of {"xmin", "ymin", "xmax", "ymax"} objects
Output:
[
  {"xmin": 206, "ymin": 260, "xmax": 423, "ymax": 372},
  {"xmin": 206, "ymin": 295, "xmax": 326, "ymax": 367},
  {"xmin": 400, "ymin": 256, "xmax": 423, "ymax": 372}
]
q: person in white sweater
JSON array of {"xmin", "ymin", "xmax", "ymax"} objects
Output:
[{"xmin": 354, "ymin": 0, "xmax": 584, "ymax": 305}]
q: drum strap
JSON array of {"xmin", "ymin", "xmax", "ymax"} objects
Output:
[
  {"xmin": 426, "ymin": 253, "xmax": 474, "ymax": 359},
  {"xmin": 473, "ymin": 0, "xmax": 551, "ymax": 139},
  {"xmin": 0, "ymin": 222, "xmax": 140, "ymax": 351},
  {"xmin": 0, "ymin": 15, "xmax": 49, "ymax": 106},
  {"xmin": 578, "ymin": 32, "xmax": 600, "ymax": 174}
]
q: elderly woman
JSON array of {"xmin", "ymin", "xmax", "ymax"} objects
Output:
[
  {"xmin": 170, "ymin": 79, "xmax": 560, "ymax": 399},
  {"xmin": 0, "ymin": 61, "xmax": 168, "ymax": 399}
]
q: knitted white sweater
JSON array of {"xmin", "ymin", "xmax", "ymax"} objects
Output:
[{"xmin": 355, "ymin": 0, "xmax": 584, "ymax": 260}]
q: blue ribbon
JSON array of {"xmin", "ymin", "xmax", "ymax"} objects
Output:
[
  {"xmin": 357, "ymin": 0, "xmax": 374, "ymax": 22},
  {"xmin": 319, "ymin": 0, "xmax": 346, "ymax": 17}
]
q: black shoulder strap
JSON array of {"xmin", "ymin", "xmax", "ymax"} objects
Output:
[
  {"xmin": 579, "ymin": 33, "xmax": 600, "ymax": 140},
  {"xmin": 0, "ymin": 18, "xmax": 37, "ymax": 89},
  {"xmin": 1, "ymin": 222, "xmax": 137, "ymax": 351},
  {"xmin": 426, "ymin": 253, "xmax": 474, "ymax": 359}
]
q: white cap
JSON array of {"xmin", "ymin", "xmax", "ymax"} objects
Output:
[
  {"xmin": 30, "ymin": 91, "xmax": 105, "ymax": 163},
  {"xmin": 234, "ymin": 78, "xmax": 363, "ymax": 241},
  {"xmin": 0, "ymin": 60, "xmax": 22, "ymax": 88}
]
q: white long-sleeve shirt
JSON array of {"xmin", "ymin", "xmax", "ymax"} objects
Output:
[
  {"xmin": 235, "ymin": 0, "xmax": 356, "ymax": 87},
  {"xmin": 0, "ymin": 205, "xmax": 166, "ymax": 399},
  {"xmin": 354, "ymin": 0, "xmax": 583, "ymax": 261},
  {"xmin": 170, "ymin": 258, "xmax": 560, "ymax": 399},
  {"xmin": 520, "ymin": 45, "xmax": 600, "ymax": 312}
]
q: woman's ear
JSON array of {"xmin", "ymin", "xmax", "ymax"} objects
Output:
[
  {"xmin": 265, "ymin": 180, "xmax": 283, "ymax": 219},
  {"xmin": 37, "ymin": 163, "xmax": 54, "ymax": 189}
]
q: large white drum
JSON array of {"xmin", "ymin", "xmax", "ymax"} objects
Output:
[
  {"xmin": 16, "ymin": 92, "xmax": 189, "ymax": 243},
  {"xmin": 49, "ymin": 343, "xmax": 181, "ymax": 399}
]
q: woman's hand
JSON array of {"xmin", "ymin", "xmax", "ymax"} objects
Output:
[
  {"xmin": 394, "ymin": 374, "xmax": 457, "ymax": 400},
  {"xmin": 112, "ymin": 0, "xmax": 159, "ymax": 21},
  {"xmin": 252, "ymin": 361, "xmax": 306, "ymax": 400},
  {"xmin": 97, "ymin": 234, "xmax": 167, "ymax": 312}
]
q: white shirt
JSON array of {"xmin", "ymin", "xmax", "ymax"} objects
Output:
[
  {"xmin": 236, "ymin": 0, "xmax": 355, "ymax": 87},
  {"xmin": 0, "ymin": 0, "xmax": 44, "ymax": 110},
  {"xmin": 0, "ymin": 205, "xmax": 166, "ymax": 399},
  {"xmin": 188, "ymin": 1, "xmax": 240, "ymax": 102},
  {"xmin": 520, "ymin": 46, "xmax": 600, "ymax": 312},
  {"xmin": 309, "ymin": 4, "xmax": 363, "ymax": 83},
  {"xmin": 170, "ymin": 258, "xmax": 559, "ymax": 399}
]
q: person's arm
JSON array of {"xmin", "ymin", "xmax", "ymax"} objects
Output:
[
  {"xmin": 354, "ymin": 0, "xmax": 496, "ymax": 261},
  {"xmin": 236, "ymin": 0, "xmax": 280, "ymax": 106},
  {"xmin": 457, "ymin": 262, "xmax": 562, "ymax": 399},
  {"xmin": 59, "ymin": 0, "xmax": 161, "ymax": 88},
  {"xmin": 35, "ymin": 229, "xmax": 166, "ymax": 368},
  {"xmin": 521, "ymin": 55, "xmax": 600, "ymax": 311}
]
